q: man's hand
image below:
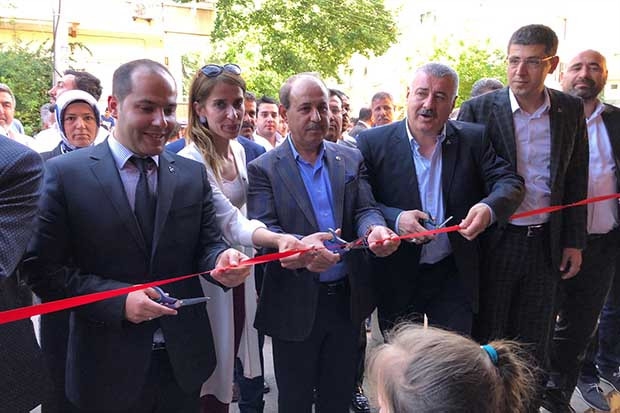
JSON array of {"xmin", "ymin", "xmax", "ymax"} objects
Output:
[
  {"xmin": 124, "ymin": 288, "xmax": 177, "ymax": 324},
  {"xmin": 398, "ymin": 210, "xmax": 435, "ymax": 244},
  {"xmin": 211, "ymin": 248, "xmax": 251, "ymax": 287},
  {"xmin": 367, "ymin": 226, "xmax": 401, "ymax": 257},
  {"xmin": 458, "ymin": 203, "xmax": 492, "ymax": 240},
  {"xmin": 560, "ymin": 247, "xmax": 582, "ymax": 280},
  {"xmin": 299, "ymin": 231, "xmax": 341, "ymax": 273}
]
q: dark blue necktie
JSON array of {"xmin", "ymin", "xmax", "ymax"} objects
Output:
[{"xmin": 130, "ymin": 156, "xmax": 156, "ymax": 252}]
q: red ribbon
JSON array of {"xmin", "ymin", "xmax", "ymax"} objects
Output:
[
  {"xmin": 0, "ymin": 249, "xmax": 305, "ymax": 325},
  {"xmin": 1, "ymin": 193, "xmax": 617, "ymax": 325}
]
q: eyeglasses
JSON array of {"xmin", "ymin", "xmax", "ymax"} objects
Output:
[
  {"xmin": 200, "ymin": 63, "xmax": 242, "ymax": 78},
  {"xmin": 507, "ymin": 55, "xmax": 555, "ymax": 69}
]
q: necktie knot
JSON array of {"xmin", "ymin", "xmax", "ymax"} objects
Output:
[{"xmin": 130, "ymin": 156, "xmax": 154, "ymax": 174}]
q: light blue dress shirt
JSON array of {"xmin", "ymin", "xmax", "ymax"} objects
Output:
[
  {"xmin": 289, "ymin": 139, "xmax": 346, "ymax": 282},
  {"xmin": 405, "ymin": 123, "xmax": 453, "ymax": 265}
]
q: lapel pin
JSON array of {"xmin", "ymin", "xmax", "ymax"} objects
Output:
[
  {"xmin": 445, "ymin": 139, "xmax": 452, "ymax": 145},
  {"xmin": 335, "ymin": 155, "xmax": 342, "ymax": 161},
  {"xmin": 168, "ymin": 165, "xmax": 175, "ymax": 174}
]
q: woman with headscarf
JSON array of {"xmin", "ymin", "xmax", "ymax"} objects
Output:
[{"xmin": 41, "ymin": 89, "xmax": 101, "ymax": 160}]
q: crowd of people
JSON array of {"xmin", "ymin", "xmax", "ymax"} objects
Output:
[{"xmin": 1, "ymin": 22, "xmax": 620, "ymax": 413}]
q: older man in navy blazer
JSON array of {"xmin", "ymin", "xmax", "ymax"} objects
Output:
[
  {"xmin": 247, "ymin": 73, "xmax": 399, "ymax": 413},
  {"xmin": 25, "ymin": 59, "xmax": 250, "ymax": 413},
  {"xmin": 357, "ymin": 63, "xmax": 524, "ymax": 336}
]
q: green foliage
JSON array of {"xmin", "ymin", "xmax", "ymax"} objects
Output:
[
  {"xmin": 430, "ymin": 38, "xmax": 506, "ymax": 107},
  {"xmin": 0, "ymin": 42, "xmax": 53, "ymax": 135},
  {"xmin": 191, "ymin": 0, "xmax": 398, "ymax": 98}
]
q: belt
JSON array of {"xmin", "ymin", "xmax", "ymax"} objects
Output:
[
  {"xmin": 506, "ymin": 223, "xmax": 547, "ymax": 238},
  {"xmin": 588, "ymin": 227, "xmax": 619, "ymax": 242},
  {"xmin": 152, "ymin": 342, "xmax": 166, "ymax": 351},
  {"xmin": 319, "ymin": 279, "xmax": 348, "ymax": 296}
]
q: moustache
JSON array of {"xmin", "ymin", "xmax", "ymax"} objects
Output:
[
  {"xmin": 575, "ymin": 77, "xmax": 595, "ymax": 88},
  {"xmin": 241, "ymin": 122, "xmax": 253, "ymax": 129},
  {"xmin": 417, "ymin": 109, "xmax": 435, "ymax": 117},
  {"xmin": 306, "ymin": 123, "xmax": 323, "ymax": 131}
]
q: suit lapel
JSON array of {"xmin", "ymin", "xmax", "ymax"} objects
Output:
[
  {"xmin": 89, "ymin": 143, "xmax": 145, "ymax": 252},
  {"xmin": 493, "ymin": 90, "xmax": 518, "ymax": 167},
  {"xmin": 325, "ymin": 143, "xmax": 344, "ymax": 228},
  {"xmin": 275, "ymin": 143, "xmax": 318, "ymax": 228},
  {"xmin": 548, "ymin": 90, "xmax": 564, "ymax": 191},
  {"xmin": 602, "ymin": 105, "xmax": 620, "ymax": 185},
  {"xmin": 441, "ymin": 123, "xmax": 459, "ymax": 202},
  {"xmin": 152, "ymin": 152, "xmax": 177, "ymax": 255},
  {"xmin": 392, "ymin": 121, "xmax": 422, "ymax": 209}
]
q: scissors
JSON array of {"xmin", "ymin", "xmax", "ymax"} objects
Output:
[
  {"xmin": 421, "ymin": 212, "xmax": 454, "ymax": 230},
  {"xmin": 409, "ymin": 213, "xmax": 454, "ymax": 244},
  {"xmin": 152, "ymin": 286, "xmax": 210, "ymax": 309},
  {"xmin": 324, "ymin": 228, "xmax": 370, "ymax": 255}
]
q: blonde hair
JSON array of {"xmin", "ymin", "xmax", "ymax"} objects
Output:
[
  {"xmin": 367, "ymin": 324, "xmax": 536, "ymax": 413},
  {"xmin": 186, "ymin": 67, "xmax": 246, "ymax": 181}
]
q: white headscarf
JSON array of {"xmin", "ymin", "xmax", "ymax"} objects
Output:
[{"xmin": 54, "ymin": 90, "xmax": 100, "ymax": 151}]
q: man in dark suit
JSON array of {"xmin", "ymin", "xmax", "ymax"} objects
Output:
[
  {"xmin": 357, "ymin": 62, "xmax": 524, "ymax": 336},
  {"xmin": 0, "ymin": 137, "xmax": 50, "ymax": 412},
  {"xmin": 544, "ymin": 50, "xmax": 620, "ymax": 412},
  {"xmin": 457, "ymin": 24, "xmax": 588, "ymax": 410},
  {"xmin": 348, "ymin": 107, "xmax": 371, "ymax": 139},
  {"xmin": 247, "ymin": 73, "xmax": 400, "ymax": 413},
  {"xmin": 25, "ymin": 59, "xmax": 250, "ymax": 413}
]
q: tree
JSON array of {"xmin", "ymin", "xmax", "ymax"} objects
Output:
[
  {"xmin": 180, "ymin": 0, "xmax": 398, "ymax": 98},
  {"xmin": 0, "ymin": 42, "xmax": 54, "ymax": 135},
  {"xmin": 430, "ymin": 38, "xmax": 506, "ymax": 107}
]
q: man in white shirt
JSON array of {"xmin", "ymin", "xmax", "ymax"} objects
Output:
[
  {"xmin": 254, "ymin": 95, "xmax": 284, "ymax": 151},
  {"xmin": 546, "ymin": 49, "xmax": 620, "ymax": 413},
  {"xmin": 0, "ymin": 83, "xmax": 41, "ymax": 151}
]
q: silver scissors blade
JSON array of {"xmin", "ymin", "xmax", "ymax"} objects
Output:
[
  {"xmin": 176, "ymin": 297, "xmax": 210, "ymax": 307},
  {"xmin": 436, "ymin": 216, "xmax": 453, "ymax": 229}
]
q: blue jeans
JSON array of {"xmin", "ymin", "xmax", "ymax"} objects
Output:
[
  {"xmin": 234, "ymin": 334, "xmax": 265, "ymax": 413},
  {"xmin": 581, "ymin": 258, "xmax": 620, "ymax": 381}
]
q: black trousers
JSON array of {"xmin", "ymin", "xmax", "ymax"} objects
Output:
[
  {"xmin": 548, "ymin": 230, "xmax": 620, "ymax": 392},
  {"xmin": 379, "ymin": 255, "xmax": 472, "ymax": 336},
  {"xmin": 40, "ymin": 309, "xmax": 72, "ymax": 413},
  {"xmin": 581, "ymin": 248, "xmax": 620, "ymax": 382},
  {"xmin": 271, "ymin": 282, "xmax": 358, "ymax": 413},
  {"xmin": 71, "ymin": 349, "xmax": 200, "ymax": 413}
]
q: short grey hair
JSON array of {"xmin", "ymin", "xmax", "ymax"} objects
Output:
[
  {"xmin": 414, "ymin": 63, "xmax": 459, "ymax": 99},
  {"xmin": 471, "ymin": 78, "xmax": 503, "ymax": 97},
  {"xmin": 0, "ymin": 83, "xmax": 16, "ymax": 105}
]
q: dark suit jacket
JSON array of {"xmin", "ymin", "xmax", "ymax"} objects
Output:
[
  {"xmin": 602, "ymin": 103, "xmax": 620, "ymax": 183},
  {"xmin": 247, "ymin": 139, "xmax": 386, "ymax": 341},
  {"xmin": 349, "ymin": 121, "xmax": 369, "ymax": 139},
  {"xmin": 25, "ymin": 141, "xmax": 228, "ymax": 410},
  {"xmin": 0, "ymin": 137, "xmax": 50, "ymax": 411},
  {"xmin": 458, "ymin": 87, "xmax": 588, "ymax": 270},
  {"xmin": 40, "ymin": 142, "xmax": 64, "ymax": 161},
  {"xmin": 165, "ymin": 137, "xmax": 186, "ymax": 153},
  {"xmin": 237, "ymin": 135, "xmax": 267, "ymax": 162},
  {"xmin": 356, "ymin": 119, "xmax": 524, "ymax": 319}
]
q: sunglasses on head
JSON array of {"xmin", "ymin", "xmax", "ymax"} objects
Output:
[{"xmin": 200, "ymin": 63, "xmax": 242, "ymax": 78}]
